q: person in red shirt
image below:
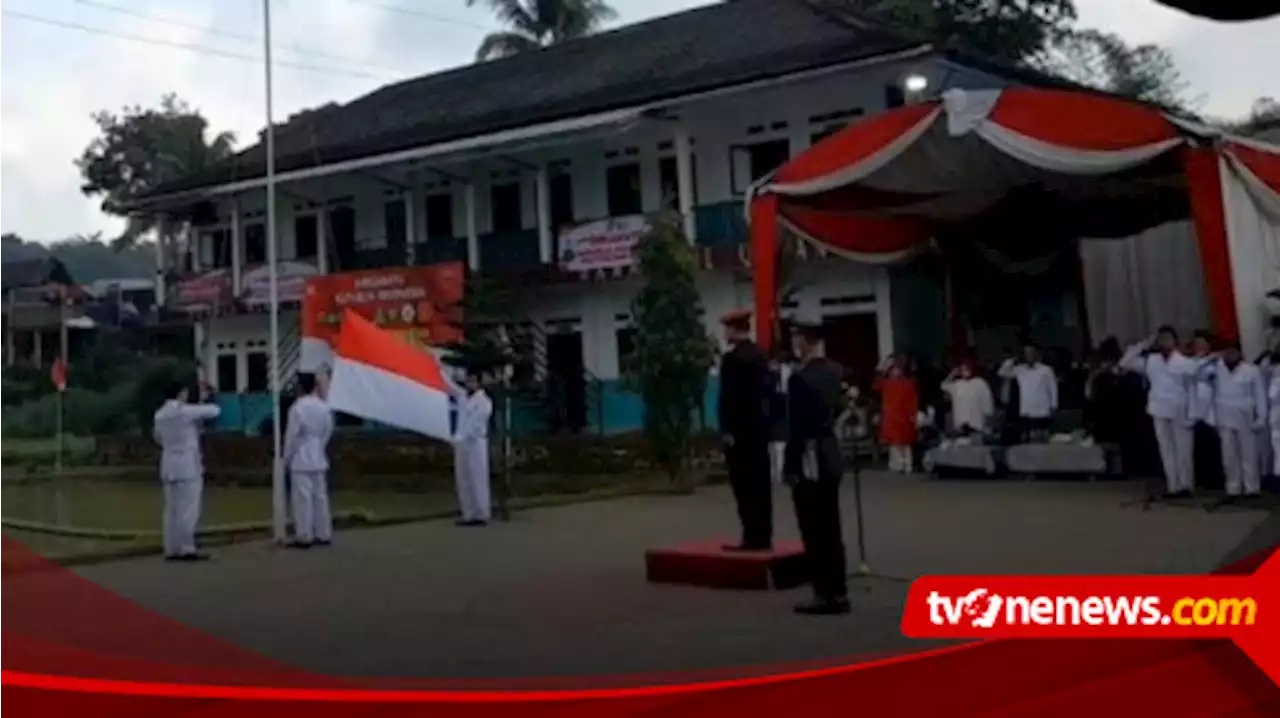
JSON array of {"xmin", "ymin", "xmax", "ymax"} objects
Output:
[{"xmin": 876, "ymin": 355, "xmax": 920, "ymax": 473}]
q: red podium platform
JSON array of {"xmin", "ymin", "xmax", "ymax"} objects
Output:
[{"xmin": 645, "ymin": 539, "xmax": 808, "ymax": 590}]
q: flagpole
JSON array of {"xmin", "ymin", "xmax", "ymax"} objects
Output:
[
  {"xmin": 56, "ymin": 286, "xmax": 67, "ymax": 475},
  {"xmin": 264, "ymin": 0, "xmax": 286, "ymax": 543}
]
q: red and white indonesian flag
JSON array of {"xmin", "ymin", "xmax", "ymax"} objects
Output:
[{"xmin": 326, "ymin": 309, "xmax": 453, "ymax": 441}]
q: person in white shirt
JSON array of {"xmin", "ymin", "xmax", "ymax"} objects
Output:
[
  {"xmin": 282, "ymin": 372, "xmax": 335, "ymax": 547},
  {"xmin": 1198, "ymin": 342, "xmax": 1269, "ymax": 501},
  {"xmin": 1119, "ymin": 326, "xmax": 1206, "ymax": 498},
  {"xmin": 1268, "ymin": 354, "xmax": 1280, "ymax": 479},
  {"xmin": 997, "ymin": 342, "xmax": 1058, "ymax": 442},
  {"xmin": 451, "ymin": 372, "xmax": 493, "ymax": 526},
  {"xmin": 152, "ymin": 377, "xmax": 221, "ymax": 561},
  {"xmin": 942, "ymin": 359, "xmax": 994, "ymax": 436}
]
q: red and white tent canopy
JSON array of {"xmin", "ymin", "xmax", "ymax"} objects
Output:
[{"xmin": 749, "ymin": 87, "xmax": 1280, "ymax": 357}]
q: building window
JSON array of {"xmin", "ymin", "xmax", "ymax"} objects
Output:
[
  {"xmin": 328, "ymin": 206, "xmax": 356, "ymax": 260},
  {"xmin": 550, "ymin": 172, "xmax": 574, "ymax": 231},
  {"xmin": 216, "ymin": 354, "xmax": 238, "ymax": 393},
  {"xmin": 730, "ymin": 139, "xmax": 790, "ymax": 195},
  {"xmin": 203, "ymin": 228, "xmax": 232, "ymax": 269},
  {"xmin": 425, "ymin": 193, "xmax": 454, "ymax": 239},
  {"xmin": 294, "ymin": 215, "xmax": 318, "ymax": 259},
  {"xmin": 383, "ymin": 200, "xmax": 407, "ymax": 249},
  {"xmin": 615, "ymin": 326, "xmax": 637, "ymax": 375},
  {"xmin": 811, "ymin": 123, "xmax": 846, "ymax": 145},
  {"xmin": 245, "ymin": 352, "xmax": 268, "ymax": 392},
  {"xmin": 606, "ymin": 163, "xmax": 642, "ymax": 216},
  {"xmin": 490, "ymin": 182, "xmax": 522, "ymax": 233},
  {"xmin": 885, "ymin": 84, "xmax": 906, "ymax": 109},
  {"xmin": 658, "ymin": 156, "xmax": 698, "ymax": 211},
  {"xmin": 244, "ymin": 223, "xmax": 266, "ymax": 265}
]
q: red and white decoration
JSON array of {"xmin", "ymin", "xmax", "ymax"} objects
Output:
[
  {"xmin": 749, "ymin": 87, "xmax": 1280, "ymax": 357},
  {"xmin": 325, "ymin": 309, "xmax": 453, "ymax": 441}
]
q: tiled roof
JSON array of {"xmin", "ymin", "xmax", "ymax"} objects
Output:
[{"xmin": 146, "ymin": 0, "xmax": 922, "ymax": 197}]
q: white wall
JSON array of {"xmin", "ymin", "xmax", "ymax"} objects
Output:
[{"xmin": 204, "ymin": 312, "xmax": 297, "ymax": 392}]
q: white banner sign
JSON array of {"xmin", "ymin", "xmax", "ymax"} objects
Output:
[{"xmin": 557, "ymin": 215, "xmax": 650, "ymax": 272}]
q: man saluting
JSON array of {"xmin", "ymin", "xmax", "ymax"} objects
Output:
[
  {"xmin": 153, "ymin": 373, "xmax": 221, "ymax": 562},
  {"xmin": 718, "ymin": 308, "xmax": 773, "ymax": 551}
]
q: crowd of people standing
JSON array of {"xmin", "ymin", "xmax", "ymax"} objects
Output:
[{"xmin": 835, "ymin": 326, "xmax": 1280, "ymax": 501}]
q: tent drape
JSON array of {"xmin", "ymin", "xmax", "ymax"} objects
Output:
[
  {"xmin": 1079, "ymin": 221, "xmax": 1209, "ymax": 346},
  {"xmin": 749, "ymin": 87, "xmax": 1280, "ymax": 357}
]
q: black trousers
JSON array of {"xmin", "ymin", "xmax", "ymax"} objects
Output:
[
  {"xmin": 1193, "ymin": 421, "xmax": 1225, "ymax": 491},
  {"xmin": 725, "ymin": 439, "xmax": 772, "ymax": 547},
  {"xmin": 792, "ymin": 476, "xmax": 847, "ymax": 600}
]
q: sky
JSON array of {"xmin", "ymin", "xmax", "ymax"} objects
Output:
[{"xmin": 1, "ymin": 0, "xmax": 1278, "ymax": 243}]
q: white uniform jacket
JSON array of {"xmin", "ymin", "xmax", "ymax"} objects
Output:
[
  {"xmin": 153, "ymin": 400, "xmax": 222, "ymax": 482},
  {"xmin": 1119, "ymin": 343, "xmax": 1206, "ymax": 422},
  {"xmin": 283, "ymin": 394, "xmax": 335, "ymax": 472},
  {"xmin": 1199, "ymin": 360, "xmax": 1269, "ymax": 431}
]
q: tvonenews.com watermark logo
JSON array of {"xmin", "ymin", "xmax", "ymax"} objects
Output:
[{"xmin": 925, "ymin": 589, "xmax": 1257, "ymax": 629}]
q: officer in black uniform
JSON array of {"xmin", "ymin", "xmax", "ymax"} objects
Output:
[
  {"xmin": 717, "ymin": 309, "xmax": 773, "ymax": 551},
  {"xmin": 783, "ymin": 317, "xmax": 850, "ymax": 615}
]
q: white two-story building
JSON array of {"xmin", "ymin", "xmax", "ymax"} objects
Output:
[{"xmin": 131, "ymin": 0, "xmax": 1034, "ymax": 434}]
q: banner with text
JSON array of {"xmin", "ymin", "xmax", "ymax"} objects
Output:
[
  {"xmin": 300, "ymin": 263, "xmax": 465, "ymax": 372},
  {"xmin": 557, "ymin": 215, "xmax": 649, "ymax": 273}
]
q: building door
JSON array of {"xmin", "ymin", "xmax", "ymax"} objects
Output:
[
  {"xmin": 216, "ymin": 354, "xmax": 238, "ymax": 393},
  {"xmin": 545, "ymin": 330, "xmax": 586, "ymax": 434},
  {"xmin": 821, "ymin": 312, "xmax": 879, "ymax": 392},
  {"xmin": 328, "ymin": 206, "xmax": 356, "ymax": 269}
]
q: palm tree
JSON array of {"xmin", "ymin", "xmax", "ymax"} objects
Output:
[{"xmin": 467, "ymin": 0, "xmax": 617, "ymax": 61}]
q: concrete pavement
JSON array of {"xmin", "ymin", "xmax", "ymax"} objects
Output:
[{"xmin": 66, "ymin": 473, "xmax": 1270, "ymax": 681}]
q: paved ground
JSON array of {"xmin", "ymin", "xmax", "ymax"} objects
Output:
[{"xmin": 58, "ymin": 473, "xmax": 1272, "ymax": 681}]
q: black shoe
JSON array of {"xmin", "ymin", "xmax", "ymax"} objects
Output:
[
  {"xmin": 456, "ymin": 519, "xmax": 488, "ymax": 527},
  {"xmin": 794, "ymin": 597, "xmax": 851, "ymax": 615},
  {"xmin": 285, "ymin": 541, "xmax": 313, "ymax": 550},
  {"xmin": 167, "ymin": 552, "xmax": 210, "ymax": 562},
  {"xmin": 722, "ymin": 543, "xmax": 772, "ymax": 552},
  {"xmin": 315, "ymin": 539, "xmax": 332, "ymax": 547}
]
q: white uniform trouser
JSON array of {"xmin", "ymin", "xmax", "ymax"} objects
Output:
[
  {"xmin": 290, "ymin": 470, "xmax": 332, "ymax": 543},
  {"xmin": 1152, "ymin": 418, "xmax": 1194, "ymax": 493},
  {"xmin": 454, "ymin": 439, "xmax": 491, "ymax": 522},
  {"xmin": 162, "ymin": 478, "xmax": 202, "ymax": 556},
  {"xmin": 1218, "ymin": 427, "xmax": 1260, "ymax": 496},
  {"xmin": 769, "ymin": 441, "xmax": 786, "ymax": 484},
  {"xmin": 888, "ymin": 445, "xmax": 914, "ymax": 473}
]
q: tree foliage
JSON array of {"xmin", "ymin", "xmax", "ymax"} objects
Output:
[
  {"xmin": 830, "ymin": 1, "xmax": 1193, "ymax": 109},
  {"xmin": 1, "ymin": 233, "xmax": 153, "ymax": 283},
  {"xmin": 624, "ymin": 213, "xmax": 716, "ymax": 484},
  {"xmin": 76, "ymin": 94, "xmax": 235, "ymax": 252},
  {"xmin": 467, "ymin": 0, "xmax": 617, "ymax": 61},
  {"xmin": 442, "ymin": 274, "xmax": 521, "ymax": 379},
  {"xmin": 1037, "ymin": 29, "xmax": 1190, "ymax": 109},
  {"xmin": 834, "ymin": 0, "xmax": 1077, "ymax": 64}
]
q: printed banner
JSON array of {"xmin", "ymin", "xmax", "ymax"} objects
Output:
[
  {"xmin": 557, "ymin": 215, "xmax": 649, "ymax": 272},
  {"xmin": 240, "ymin": 261, "xmax": 319, "ymax": 308},
  {"xmin": 170, "ymin": 261, "xmax": 318, "ymax": 313},
  {"xmin": 300, "ymin": 262, "xmax": 464, "ymax": 371}
]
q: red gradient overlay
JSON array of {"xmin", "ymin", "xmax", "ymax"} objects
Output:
[{"xmin": 3, "ymin": 536, "xmax": 1277, "ymax": 716}]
